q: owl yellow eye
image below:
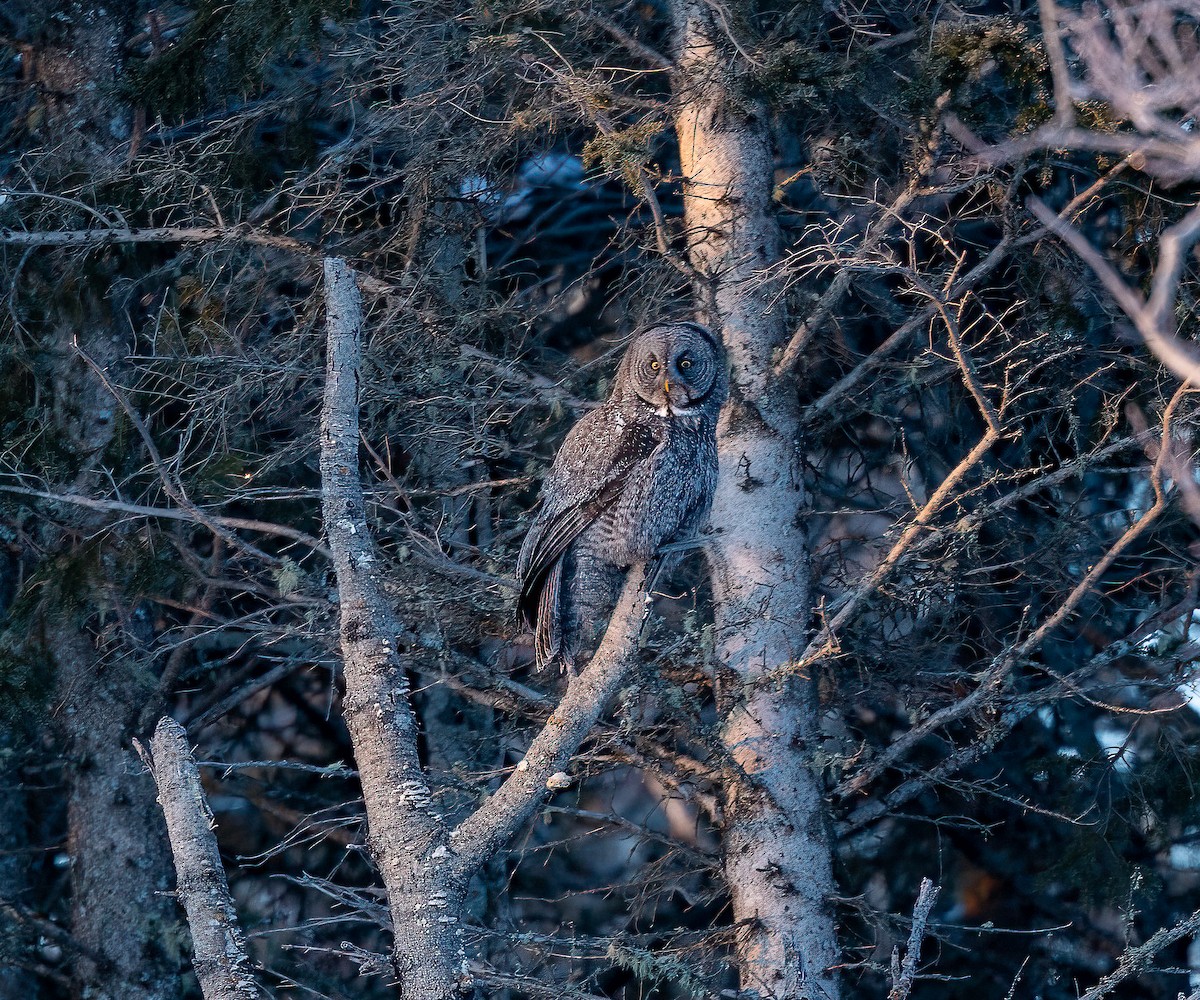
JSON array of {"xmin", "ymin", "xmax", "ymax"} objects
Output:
[
  {"xmin": 679, "ymin": 358, "xmax": 692, "ymax": 370},
  {"xmin": 649, "ymin": 359, "xmax": 660, "ymax": 371}
]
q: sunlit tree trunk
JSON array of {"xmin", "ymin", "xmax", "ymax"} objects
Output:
[{"xmin": 671, "ymin": 4, "xmax": 842, "ymax": 997}]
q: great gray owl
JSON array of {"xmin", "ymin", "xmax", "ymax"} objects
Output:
[{"xmin": 518, "ymin": 321, "xmax": 728, "ymax": 671}]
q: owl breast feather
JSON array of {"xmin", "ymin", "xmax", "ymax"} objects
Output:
[
  {"xmin": 517, "ymin": 401, "xmax": 717, "ymax": 632},
  {"xmin": 594, "ymin": 426, "xmax": 716, "ymax": 564}
]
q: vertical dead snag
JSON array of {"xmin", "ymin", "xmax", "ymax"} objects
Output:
[
  {"xmin": 137, "ymin": 718, "xmax": 258, "ymax": 1000},
  {"xmin": 320, "ymin": 257, "xmax": 469, "ymax": 999}
]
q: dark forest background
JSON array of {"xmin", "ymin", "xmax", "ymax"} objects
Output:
[{"xmin": 2, "ymin": 0, "xmax": 1200, "ymax": 998}]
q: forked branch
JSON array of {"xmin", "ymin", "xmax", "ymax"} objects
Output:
[
  {"xmin": 452, "ymin": 565, "xmax": 649, "ymax": 872},
  {"xmin": 317, "ymin": 257, "xmax": 653, "ymax": 994}
]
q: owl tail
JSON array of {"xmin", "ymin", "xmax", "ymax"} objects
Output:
[{"xmin": 534, "ymin": 560, "xmax": 563, "ymax": 670}]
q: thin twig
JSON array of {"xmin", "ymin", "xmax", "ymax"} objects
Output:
[
  {"xmin": 1038, "ymin": 0, "xmax": 1075, "ymax": 127},
  {"xmin": 888, "ymin": 878, "xmax": 941, "ymax": 1000},
  {"xmin": 804, "ymin": 149, "xmax": 1137, "ymax": 427},
  {"xmin": 0, "ymin": 224, "xmax": 398, "ymax": 295},
  {"xmin": 73, "ymin": 342, "xmax": 282, "ymax": 565},
  {"xmin": 776, "ymin": 92, "xmax": 951, "ymax": 375},
  {"xmin": 0, "ymin": 483, "xmax": 329, "ymax": 556},
  {"xmin": 1078, "ymin": 907, "xmax": 1200, "ymax": 1000},
  {"xmin": 835, "ymin": 388, "xmax": 1186, "ymax": 803}
]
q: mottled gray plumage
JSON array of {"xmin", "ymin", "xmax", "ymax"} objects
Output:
[{"xmin": 518, "ymin": 322, "xmax": 727, "ymax": 670}]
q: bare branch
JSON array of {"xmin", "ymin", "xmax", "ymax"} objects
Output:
[
  {"xmin": 795, "ymin": 425, "xmax": 1001, "ymax": 672},
  {"xmin": 835, "ymin": 388, "xmax": 1186, "ymax": 803},
  {"xmin": 0, "ymin": 483, "xmax": 329, "ymax": 556},
  {"xmin": 1078, "ymin": 907, "xmax": 1200, "ymax": 1000},
  {"xmin": 451, "ymin": 564, "xmax": 649, "ymax": 872},
  {"xmin": 319, "ymin": 256, "xmax": 469, "ymax": 999},
  {"xmin": 1029, "ymin": 196, "xmax": 1200, "ymax": 385},
  {"xmin": 1038, "ymin": 0, "xmax": 1075, "ymax": 128},
  {"xmin": 136, "ymin": 718, "xmax": 258, "ymax": 1000},
  {"xmin": 917, "ymin": 276, "xmax": 1003, "ymax": 434},
  {"xmin": 0, "ymin": 224, "xmax": 398, "ymax": 295},
  {"xmin": 805, "ymin": 148, "xmax": 1140, "ymax": 426},
  {"xmin": 963, "ymin": 2, "xmax": 1200, "ymax": 183},
  {"xmin": 72, "ymin": 343, "xmax": 283, "ymax": 566},
  {"xmin": 888, "ymin": 878, "xmax": 941, "ymax": 1000},
  {"xmin": 776, "ymin": 92, "xmax": 950, "ymax": 375}
]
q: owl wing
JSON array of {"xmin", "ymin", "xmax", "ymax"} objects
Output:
[{"xmin": 517, "ymin": 410, "xmax": 662, "ymax": 632}]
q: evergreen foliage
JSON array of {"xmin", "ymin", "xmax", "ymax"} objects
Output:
[{"xmin": 2, "ymin": 0, "xmax": 1200, "ymax": 997}]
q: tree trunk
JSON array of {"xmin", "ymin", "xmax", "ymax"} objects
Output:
[
  {"xmin": 0, "ymin": 734, "xmax": 36, "ymax": 998},
  {"xmin": 321, "ymin": 259, "xmax": 471, "ymax": 1000},
  {"xmin": 22, "ymin": 6, "xmax": 184, "ymax": 995},
  {"xmin": 671, "ymin": 5, "xmax": 842, "ymax": 997},
  {"xmin": 46, "ymin": 317, "xmax": 180, "ymax": 1000},
  {"xmin": 57, "ymin": 634, "xmax": 181, "ymax": 999}
]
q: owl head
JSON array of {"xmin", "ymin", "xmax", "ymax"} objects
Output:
[{"xmin": 612, "ymin": 322, "xmax": 728, "ymax": 418}]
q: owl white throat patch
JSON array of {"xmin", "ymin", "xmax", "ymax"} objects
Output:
[{"xmin": 655, "ymin": 403, "xmax": 701, "ymax": 418}]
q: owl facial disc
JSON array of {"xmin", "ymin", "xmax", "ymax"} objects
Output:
[{"xmin": 618, "ymin": 322, "xmax": 726, "ymax": 418}]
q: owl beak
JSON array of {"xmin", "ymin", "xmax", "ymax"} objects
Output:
[{"xmin": 660, "ymin": 378, "xmax": 674, "ymax": 416}]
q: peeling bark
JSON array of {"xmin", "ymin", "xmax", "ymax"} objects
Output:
[{"xmin": 670, "ymin": 5, "xmax": 842, "ymax": 998}]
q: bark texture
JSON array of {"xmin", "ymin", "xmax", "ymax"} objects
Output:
[
  {"xmin": 0, "ymin": 734, "xmax": 35, "ymax": 997},
  {"xmin": 140, "ymin": 717, "xmax": 258, "ymax": 1000},
  {"xmin": 321, "ymin": 258, "xmax": 471, "ymax": 1000},
  {"xmin": 321, "ymin": 259, "xmax": 657, "ymax": 997},
  {"xmin": 671, "ymin": 5, "xmax": 842, "ymax": 998},
  {"xmin": 58, "ymin": 633, "xmax": 181, "ymax": 999},
  {"xmin": 21, "ymin": 6, "xmax": 185, "ymax": 994}
]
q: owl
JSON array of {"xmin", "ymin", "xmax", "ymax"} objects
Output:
[{"xmin": 518, "ymin": 322, "xmax": 728, "ymax": 671}]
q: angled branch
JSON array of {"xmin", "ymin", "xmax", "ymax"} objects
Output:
[
  {"xmin": 776, "ymin": 93, "xmax": 951, "ymax": 376},
  {"xmin": 1078, "ymin": 906, "xmax": 1200, "ymax": 1000},
  {"xmin": 451, "ymin": 565, "xmax": 649, "ymax": 873},
  {"xmin": 794, "ymin": 424, "xmax": 1000, "ymax": 674},
  {"xmin": 136, "ymin": 718, "xmax": 258, "ymax": 1000},
  {"xmin": 835, "ymin": 388, "xmax": 1185, "ymax": 804},
  {"xmin": 1038, "ymin": 0, "xmax": 1075, "ymax": 128}
]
